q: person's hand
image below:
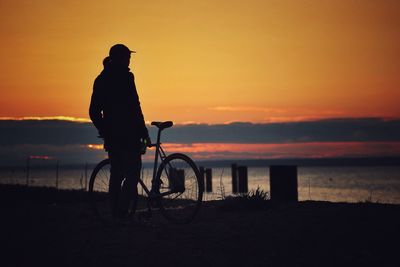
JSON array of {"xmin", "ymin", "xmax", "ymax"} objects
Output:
[
  {"xmin": 98, "ymin": 130, "xmax": 105, "ymax": 139},
  {"xmin": 98, "ymin": 127, "xmax": 109, "ymax": 139},
  {"xmin": 145, "ymin": 136, "xmax": 152, "ymax": 147}
]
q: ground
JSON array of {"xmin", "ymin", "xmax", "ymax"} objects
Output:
[{"xmin": 0, "ymin": 185, "xmax": 399, "ymax": 267}]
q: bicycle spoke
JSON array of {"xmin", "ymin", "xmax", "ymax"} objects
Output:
[
  {"xmin": 89, "ymin": 159, "xmax": 113, "ymax": 226},
  {"xmin": 90, "ymin": 149, "xmax": 202, "ymax": 225},
  {"xmin": 157, "ymin": 153, "xmax": 202, "ymax": 223},
  {"xmin": 100, "ymin": 178, "xmax": 108, "ymax": 188}
]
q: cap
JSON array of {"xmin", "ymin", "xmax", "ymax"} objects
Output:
[{"xmin": 109, "ymin": 44, "xmax": 136, "ymax": 59}]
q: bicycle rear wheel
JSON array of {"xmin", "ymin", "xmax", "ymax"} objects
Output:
[
  {"xmin": 88, "ymin": 159, "xmax": 113, "ymax": 225},
  {"xmin": 156, "ymin": 153, "xmax": 203, "ymax": 224}
]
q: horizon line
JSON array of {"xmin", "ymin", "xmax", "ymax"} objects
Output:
[{"xmin": 0, "ymin": 115, "xmax": 399, "ymax": 125}]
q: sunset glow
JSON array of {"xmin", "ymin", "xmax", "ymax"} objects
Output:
[
  {"xmin": 0, "ymin": 1, "xmax": 399, "ymax": 124},
  {"xmin": 1, "ymin": 1, "xmax": 400, "ymax": 163},
  {"xmin": 87, "ymin": 142, "xmax": 400, "ymax": 160},
  {"xmin": 0, "ymin": 116, "xmax": 91, "ymax": 123},
  {"xmin": 29, "ymin": 155, "xmax": 53, "ymax": 160}
]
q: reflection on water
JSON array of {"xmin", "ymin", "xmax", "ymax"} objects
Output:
[
  {"xmin": 1, "ymin": 165, "xmax": 399, "ymax": 204},
  {"xmin": 200, "ymin": 166, "xmax": 400, "ymax": 204}
]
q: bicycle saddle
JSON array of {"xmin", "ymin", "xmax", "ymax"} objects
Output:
[{"xmin": 151, "ymin": 121, "xmax": 173, "ymax": 130}]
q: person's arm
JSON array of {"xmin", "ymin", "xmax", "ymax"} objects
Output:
[
  {"xmin": 130, "ymin": 73, "xmax": 150, "ymax": 141},
  {"xmin": 89, "ymin": 76, "xmax": 106, "ymax": 137}
]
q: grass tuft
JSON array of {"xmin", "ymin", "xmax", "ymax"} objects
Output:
[{"xmin": 218, "ymin": 187, "xmax": 270, "ymax": 211}]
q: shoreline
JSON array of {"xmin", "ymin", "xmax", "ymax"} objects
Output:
[{"xmin": 1, "ymin": 184, "xmax": 399, "ymax": 267}]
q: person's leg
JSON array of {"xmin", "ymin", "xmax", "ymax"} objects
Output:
[
  {"xmin": 116, "ymin": 149, "xmax": 142, "ymax": 217},
  {"xmin": 108, "ymin": 150, "xmax": 124, "ymax": 217}
]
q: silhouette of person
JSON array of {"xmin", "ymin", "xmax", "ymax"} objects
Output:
[
  {"xmin": 102, "ymin": 56, "xmax": 111, "ymax": 69},
  {"xmin": 89, "ymin": 44, "xmax": 150, "ymax": 218}
]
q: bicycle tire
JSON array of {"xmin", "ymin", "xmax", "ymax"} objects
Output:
[
  {"xmin": 88, "ymin": 159, "xmax": 113, "ymax": 225},
  {"xmin": 155, "ymin": 153, "xmax": 203, "ymax": 224}
]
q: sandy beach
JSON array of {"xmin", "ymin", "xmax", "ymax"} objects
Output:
[{"xmin": 1, "ymin": 184, "xmax": 399, "ymax": 267}]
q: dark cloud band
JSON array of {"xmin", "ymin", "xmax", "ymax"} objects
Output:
[{"xmin": 1, "ymin": 118, "xmax": 400, "ymax": 146}]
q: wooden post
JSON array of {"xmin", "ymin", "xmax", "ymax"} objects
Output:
[
  {"xmin": 169, "ymin": 168, "xmax": 185, "ymax": 192},
  {"xmin": 231, "ymin": 164, "xmax": 238, "ymax": 194},
  {"xmin": 237, "ymin": 166, "xmax": 248, "ymax": 193},
  {"xmin": 205, "ymin": 168, "xmax": 212, "ymax": 192},
  {"xmin": 55, "ymin": 160, "xmax": 59, "ymax": 189},
  {"xmin": 199, "ymin": 166, "xmax": 205, "ymax": 192},
  {"xmin": 176, "ymin": 169, "xmax": 185, "ymax": 192},
  {"xmin": 26, "ymin": 157, "xmax": 30, "ymax": 186},
  {"xmin": 269, "ymin": 165, "xmax": 298, "ymax": 203}
]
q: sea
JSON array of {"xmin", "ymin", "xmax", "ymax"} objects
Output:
[{"xmin": 1, "ymin": 164, "xmax": 399, "ymax": 204}]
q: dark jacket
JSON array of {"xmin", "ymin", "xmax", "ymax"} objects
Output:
[{"xmin": 89, "ymin": 65, "xmax": 149, "ymax": 151}]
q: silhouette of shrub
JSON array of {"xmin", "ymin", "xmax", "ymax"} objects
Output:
[{"xmin": 218, "ymin": 186, "xmax": 270, "ymax": 211}]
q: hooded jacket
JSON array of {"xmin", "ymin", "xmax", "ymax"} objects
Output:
[{"xmin": 89, "ymin": 64, "xmax": 149, "ymax": 150}]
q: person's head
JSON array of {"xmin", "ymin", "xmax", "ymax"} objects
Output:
[
  {"xmin": 109, "ymin": 44, "xmax": 134, "ymax": 67},
  {"xmin": 102, "ymin": 56, "xmax": 111, "ymax": 69}
]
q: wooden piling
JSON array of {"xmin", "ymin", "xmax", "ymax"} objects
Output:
[
  {"xmin": 231, "ymin": 164, "xmax": 238, "ymax": 194},
  {"xmin": 169, "ymin": 168, "xmax": 185, "ymax": 192},
  {"xmin": 205, "ymin": 168, "xmax": 212, "ymax": 192},
  {"xmin": 177, "ymin": 169, "xmax": 185, "ymax": 192},
  {"xmin": 269, "ymin": 165, "xmax": 298, "ymax": 203},
  {"xmin": 237, "ymin": 166, "xmax": 248, "ymax": 193},
  {"xmin": 199, "ymin": 166, "xmax": 205, "ymax": 192}
]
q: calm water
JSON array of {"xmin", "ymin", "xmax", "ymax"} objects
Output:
[{"xmin": 1, "ymin": 165, "xmax": 399, "ymax": 204}]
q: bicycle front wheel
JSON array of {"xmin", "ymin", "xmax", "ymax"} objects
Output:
[
  {"xmin": 156, "ymin": 153, "xmax": 203, "ymax": 224},
  {"xmin": 88, "ymin": 159, "xmax": 113, "ymax": 225}
]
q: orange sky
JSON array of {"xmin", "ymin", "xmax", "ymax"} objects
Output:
[{"xmin": 0, "ymin": 0, "xmax": 399, "ymax": 123}]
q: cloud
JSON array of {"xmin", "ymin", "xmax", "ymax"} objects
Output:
[
  {"xmin": 164, "ymin": 118, "xmax": 400, "ymax": 143},
  {"xmin": 209, "ymin": 106, "xmax": 287, "ymax": 113},
  {"xmin": 0, "ymin": 144, "xmax": 107, "ymax": 166},
  {"xmin": 0, "ymin": 116, "xmax": 91, "ymax": 122},
  {"xmin": 209, "ymin": 106, "xmax": 351, "ymax": 123},
  {"xmin": 146, "ymin": 142, "xmax": 400, "ymax": 160},
  {"xmin": 1, "ymin": 118, "xmax": 400, "ymax": 164},
  {"xmin": 0, "ymin": 120, "xmax": 97, "ymax": 146},
  {"xmin": 1, "ymin": 118, "xmax": 400, "ymax": 146},
  {"xmin": 208, "ymin": 106, "xmax": 398, "ymax": 123}
]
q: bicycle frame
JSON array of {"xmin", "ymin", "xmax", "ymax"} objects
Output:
[
  {"xmin": 137, "ymin": 127, "xmax": 173, "ymax": 198},
  {"xmin": 89, "ymin": 121, "xmax": 202, "ymax": 224}
]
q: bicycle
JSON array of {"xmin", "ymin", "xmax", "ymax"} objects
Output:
[{"xmin": 89, "ymin": 121, "xmax": 204, "ymax": 225}]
